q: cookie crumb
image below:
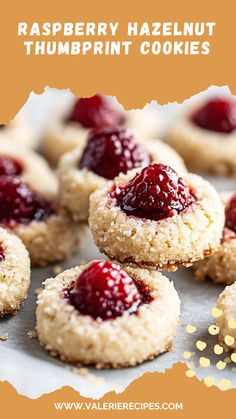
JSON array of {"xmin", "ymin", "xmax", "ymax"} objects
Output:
[
  {"xmin": 87, "ymin": 373, "xmax": 104, "ymax": 383},
  {"xmin": 77, "ymin": 368, "xmax": 89, "ymax": 376},
  {"xmin": 27, "ymin": 329, "xmax": 37, "ymax": 339},
  {"xmin": 0, "ymin": 333, "xmax": 8, "ymax": 341},
  {"xmin": 78, "ymin": 259, "xmax": 88, "ymax": 266},
  {"xmin": 50, "ymin": 350, "xmax": 58, "ymax": 357},
  {"xmin": 69, "ymin": 367, "xmax": 89, "ymax": 376},
  {"xmin": 66, "ymin": 366, "xmax": 104, "ymax": 383},
  {"xmin": 35, "ymin": 287, "xmax": 43, "ymax": 295},
  {"xmin": 53, "ymin": 265, "xmax": 63, "ymax": 276},
  {"xmin": 95, "ymin": 363, "xmax": 103, "ymax": 369}
]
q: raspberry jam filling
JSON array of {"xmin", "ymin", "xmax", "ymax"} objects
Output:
[
  {"xmin": 0, "ymin": 245, "xmax": 5, "ymax": 262},
  {"xmin": 0, "ymin": 176, "xmax": 54, "ymax": 228},
  {"xmin": 67, "ymin": 94, "xmax": 124, "ymax": 129},
  {"xmin": 67, "ymin": 260, "xmax": 153, "ymax": 320},
  {"xmin": 79, "ymin": 128, "xmax": 151, "ymax": 180},
  {"xmin": 225, "ymin": 193, "xmax": 236, "ymax": 234},
  {"xmin": 191, "ymin": 98, "xmax": 236, "ymax": 133},
  {"xmin": 222, "ymin": 227, "xmax": 236, "ymax": 242},
  {"xmin": 0, "ymin": 156, "xmax": 23, "ymax": 176},
  {"xmin": 112, "ymin": 163, "xmax": 195, "ymax": 221}
]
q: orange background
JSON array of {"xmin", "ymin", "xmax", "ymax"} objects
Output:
[
  {"xmin": 0, "ymin": 363, "xmax": 235, "ymax": 418},
  {"xmin": 0, "ymin": 0, "xmax": 235, "ymax": 121},
  {"xmin": 0, "ymin": 0, "xmax": 235, "ymax": 417}
]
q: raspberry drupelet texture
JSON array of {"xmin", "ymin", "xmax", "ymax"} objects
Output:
[
  {"xmin": 68, "ymin": 260, "xmax": 150, "ymax": 320},
  {"xmin": 191, "ymin": 98, "xmax": 236, "ymax": 133},
  {"xmin": 79, "ymin": 128, "xmax": 151, "ymax": 180},
  {"xmin": 0, "ymin": 176, "xmax": 54, "ymax": 227},
  {"xmin": 67, "ymin": 94, "xmax": 123, "ymax": 129},
  {"xmin": 114, "ymin": 163, "xmax": 195, "ymax": 221}
]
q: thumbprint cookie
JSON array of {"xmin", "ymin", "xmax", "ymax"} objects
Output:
[
  {"xmin": 58, "ymin": 128, "xmax": 186, "ymax": 222},
  {"xmin": 216, "ymin": 281, "xmax": 236, "ymax": 352},
  {"xmin": 36, "ymin": 260, "xmax": 180, "ymax": 368},
  {"xmin": 43, "ymin": 94, "xmax": 160, "ymax": 165},
  {"xmin": 194, "ymin": 192, "xmax": 236, "ymax": 284},
  {"xmin": 0, "ymin": 227, "xmax": 30, "ymax": 316},
  {"xmin": 0, "ymin": 141, "xmax": 58, "ymax": 197},
  {"xmin": 89, "ymin": 163, "xmax": 224, "ymax": 271},
  {"xmin": 0, "ymin": 173, "xmax": 84, "ymax": 266},
  {"xmin": 167, "ymin": 96, "xmax": 236, "ymax": 175}
]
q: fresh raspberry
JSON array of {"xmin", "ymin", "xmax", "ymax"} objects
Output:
[
  {"xmin": 79, "ymin": 128, "xmax": 150, "ymax": 179},
  {"xmin": 0, "ymin": 176, "xmax": 54, "ymax": 227},
  {"xmin": 114, "ymin": 163, "xmax": 195, "ymax": 221},
  {"xmin": 67, "ymin": 94, "xmax": 123, "ymax": 129},
  {"xmin": 0, "ymin": 156, "xmax": 23, "ymax": 176},
  {"xmin": 192, "ymin": 98, "xmax": 236, "ymax": 133},
  {"xmin": 69, "ymin": 260, "xmax": 142, "ymax": 319},
  {"xmin": 225, "ymin": 193, "xmax": 236, "ymax": 233}
]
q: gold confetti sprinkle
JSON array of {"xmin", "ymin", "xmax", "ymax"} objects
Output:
[
  {"xmin": 183, "ymin": 351, "xmax": 192, "ymax": 359},
  {"xmin": 211, "ymin": 307, "xmax": 223, "ymax": 318},
  {"xmin": 214, "ymin": 344, "xmax": 224, "ymax": 355},
  {"xmin": 208, "ymin": 325, "xmax": 219, "ymax": 335},
  {"xmin": 196, "ymin": 340, "xmax": 207, "ymax": 351},
  {"xmin": 231, "ymin": 353, "xmax": 236, "ymax": 363},
  {"xmin": 186, "ymin": 324, "xmax": 196, "ymax": 334},
  {"xmin": 228, "ymin": 319, "xmax": 236, "ymax": 329},
  {"xmin": 219, "ymin": 379, "xmax": 231, "ymax": 390},
  {"xmin": 187, "ymin": 361, "xmax": 195, "ymax": 370},
  {"xmin": 185, "ymin": 369, "xmax": 196, "ymax": 378},
  {"xmin": 204, "ymin": 376, "xmax": 215, "ymax": 387},
  {"xmin": 216, "ymin": 361, "xmax": 226, "ymax": 370},
  {"xmin": 224, "ymin": 335, "xmax": 235, "ymax": 346},
  {"xmin": 199, "ymin": 357, "xmax": 210, "ymax": 367}
]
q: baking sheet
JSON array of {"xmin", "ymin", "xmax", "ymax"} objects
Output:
[{"xmin": 0, "ymin": 87, "xmax": 235, "ymax": 399}]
